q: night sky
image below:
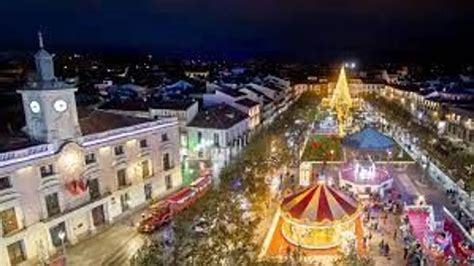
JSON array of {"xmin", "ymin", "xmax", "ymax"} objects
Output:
[{"xmin": 1, "ymin": 0, "xmax": 473, "ymax": 60}]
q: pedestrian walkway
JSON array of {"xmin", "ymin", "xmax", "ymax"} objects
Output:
[
  {"xmin": 66, "ymin": 205, "xmax": 149, "ymax": 266},
  {"xmin": 395, "ymin": 173, "xmax": 418, "ymax": 203},
  {"xmin": 366, "ymin": 212, "xmax": 405, "ymax": 266}
]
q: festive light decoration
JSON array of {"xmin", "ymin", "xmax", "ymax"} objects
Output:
[
  {"xmin": 280, "ymin": 183, "xmax": 362, "ymax": 249},
  {"xmin": 320, "ymin": 66, "xmax": 357, "ymax": 136}
]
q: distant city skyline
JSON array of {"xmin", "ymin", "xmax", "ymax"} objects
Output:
[{"xmin": 0, "ymin": 0, "xmax": 473, "ymax": 61}]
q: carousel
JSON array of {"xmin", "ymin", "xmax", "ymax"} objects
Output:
[{"xmin": 280, "ymin": 182, "xmax": 362, "ymax": 249}]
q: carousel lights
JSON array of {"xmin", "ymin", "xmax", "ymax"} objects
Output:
[{"xmin": 353, "ymin": 162, "xmax": 377, "ymax": 181}]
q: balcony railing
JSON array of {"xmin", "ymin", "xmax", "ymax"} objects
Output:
[
  {"xmin": 117, "ymin": 182, "xmax": 132, "ymax": 190},
  {"xmin": 41, "ymin": 191, "xmax": 112, "ymax": 223}
]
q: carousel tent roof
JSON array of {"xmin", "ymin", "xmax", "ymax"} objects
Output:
[
  {"xmin": 281, "ymin": 183, "xmax": 360, "ymax": 223},
  {"xmin": 342, "ymin": 127, "xmax": 395, "ymax": 150}
]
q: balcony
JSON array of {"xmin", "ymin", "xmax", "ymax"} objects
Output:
[
  {"xmin": 39, "ymin": 173, "xmax": 61, "ymax": 191},
  {"xmin": 139, "ymin": 147, "xmax": 151, "ymax": 158},
  {"xmin": 117, "ymin": 182, "xmax": 132, "ymax": 190},
  {"xmin": 0, "ymin": 187, "xmax": 20, "ymax": 203},
  {"xmin": 41, "ymin": 191, "xmax": 112, "ymax": 223},
  {"xmin": 112, "ymin": 155, "xmax": 128, "ymax": 168},
  {"xmin": 1, "ymin": 225, "xmax": 26, "ymax": 238}
]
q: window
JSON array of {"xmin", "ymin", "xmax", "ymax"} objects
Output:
[
  {"xmin": 139, "ymin": 139, "xmax": 148, "ymax": 148},
  {"xmin": 7, "ymin": 240, "xmax": 26, "ymax": 265},
  {"xmin": 141, "ymin": 160, "xmax": 150, "ymax": 179},
  {"xmin": 117, "ymin": 169, "xmax": 128, "ymax": 188},
  {"xmin": 120, "ymin": 193, "xmax": 130, "ymax": 212},
  {"xmin": 49, "ymin": 222, "xmax": 67, "ymax": 247},
  {"xmin": 40, "ymin": 164, "xmax": 54, "ymax": 178},
  {"xmin": 114, "ymin": 145, "xmax": 124, "ymax": 156},
  {"xmin": 197, "ymin": 132, "xmax": 202, "ymax": 144},
  {"xmin": 144, "ymin": 183, "xmax": 152, "ymax": 200},
  {"xmin": 0, "ymin": 207, "xmax": 19, "ymax": 235},
  {"xmin": 163, "ymin": 153, "xmax": 172, "ymax": 171},
  {"xmin": 161, "ymin": 133, "xmax": 169, "ymax": 142},
  {"xmin": 84, "ymin": 153, "xmax": 96, "ymax": 165},
  {"xmin": 0, "ymin": 176, "xmax": 12, "ymax": 190},
  {"xmin": 213, "ymin": 133, "xmax": 219, "ymax": 146},
  {"xmin": 45, "ymin": 193, "xmax": 60, "ymax": 218},
  {"xmin": 165, "ymin": 175, "xmax": 172, "ymax": 190},
  {"xmin": 88, "ymin": 179, "xmax": 100, "ymax": 200}
]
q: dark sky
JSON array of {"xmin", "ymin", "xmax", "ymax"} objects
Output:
[{"xmin": 1, "ymin": 0, "xmax": 473, "ymax": 60}]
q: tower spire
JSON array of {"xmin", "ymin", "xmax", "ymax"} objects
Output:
[{"xmin": 38, "ymin": 30, "xmax": 44, "ymax": 49}]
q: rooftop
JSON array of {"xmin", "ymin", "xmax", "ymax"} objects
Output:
[
  {"xmin": 241, "ymin": 86, "xmax": 273, "ymax": 104},
  {"xmin": 343, "ymin": 127, "xmax": 395, "ymax": 150},
  {"xmin": 149, "ymin": 98, "xmax": 197, "ymax": 110},
  {"xmin": 218, "ymin": 88, "xmax": 246, "ymax": 98},
  {"xmin": 235, "ymin": 98, "xmax": 259, "ymax": 108},
  {"xmin": 187, "ymin": 104, "xmax": 248, "ymax": 129},
  {"xmin": 79, "ymin": 110, "xmax": 154, "ymax": 135},
  {"xmin": 99, "ymin": 100, "xmax": 148, "ymax": 111}
]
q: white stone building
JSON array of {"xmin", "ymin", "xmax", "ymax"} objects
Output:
[
  {"xmin": 186, "ymin": 105, "xmax": 249, "ymax": 178},
  {"xmin": 203, "ymin": 88, "xmax": 261, "ymax": 130},
  {"xmin": 0, "ymin": 34, "xmax": 181, "ymax": 266}
]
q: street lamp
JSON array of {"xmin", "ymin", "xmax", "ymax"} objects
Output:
[{"xmin": 58, "ymin": 231, "xmax": 66, "ymax": 262}]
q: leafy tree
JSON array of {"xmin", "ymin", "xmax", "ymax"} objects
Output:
[
  {"xmin": 131, "ymin": 91, "xmax": 321, "ymax": 265},
  {"xmin": 333, "ymin": 247, "xmax": 375, "ymax": 266}
]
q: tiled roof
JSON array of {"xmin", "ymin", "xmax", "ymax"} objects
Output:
[
  {"xmin": 148, "ymin": 99, "xmax": 197, "ymax": 110},
  {"xmin": 241, "ymin": 86, "xmax": 273, "ymax": 104},
  {"xmin": 79, "ymin": 110, "xmax": 154, "ymax": 135},
  {"xmin": 187, "ymin": 104, "xmax": 248, "ymax": 129},
  {"xmin": 218, "ymin": 88, "xmax": 246, "ymax": 98},
  {"xmin": 235, "ymin": 98, "xmax": 259, "ymax": 108},
  {"xmin": 99, "ymin": 100, "xmax": 148, "ymax": 111}
]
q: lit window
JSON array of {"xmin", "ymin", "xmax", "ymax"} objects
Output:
[
  {"xmin": 0, "ymin": 207, "xmax": 19, "ymax": 235},
  {"xmin": 117, "ymin": 169, "xmax": 128, "ymax": 188},
  {"xmin": 40, "ymin": 164, "xmax": 54, "ymax": 178},
  {"xmin": 7, "ymin": 240, "xmax": 26, "ymax": 265},
  {"xmin": 141, "ymin": 160, "xmax": 150, "ymax": 178}
]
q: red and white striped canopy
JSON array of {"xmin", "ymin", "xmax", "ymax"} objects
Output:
[{"xmin": 281, "ymin": 183, "xmax": 360, "ymax": 224}]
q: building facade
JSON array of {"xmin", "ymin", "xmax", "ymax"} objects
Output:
[
  {"xmin": 186, "ymin": 105, "xmax": 249, "ymax": 178},
  {"xmin": 0, "ymin": 34, "xmax": 182, "ymax": 266}
]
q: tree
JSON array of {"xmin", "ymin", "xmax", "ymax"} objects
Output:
[
  {"xmin": 333, "ymin": 248, "xmax": 375, "ymax": 266},
  {"xmin": 131, "ymin": 92, "xmax": 322, "ymax": 265}
]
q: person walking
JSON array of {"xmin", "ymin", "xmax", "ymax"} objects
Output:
[
  {"xmin": 393, "ymin": 228, "xmax": 398, "ymax": 240},
  {"xmin": 403, "ymin": 244, "xmax": 409, "ymax": 260}
]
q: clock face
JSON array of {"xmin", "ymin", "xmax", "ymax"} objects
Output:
[
  {"xmin": 53, "ymin": 99, "xmax": 68, "ymax": 113},
  {"xmin": 30, "ymin": 101, "xmax": 41, "ymax": 113}
]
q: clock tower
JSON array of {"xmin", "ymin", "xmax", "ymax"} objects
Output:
[{"xmin": 17, "ymin": 31, "xmax": 81, "ymax": 143}]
